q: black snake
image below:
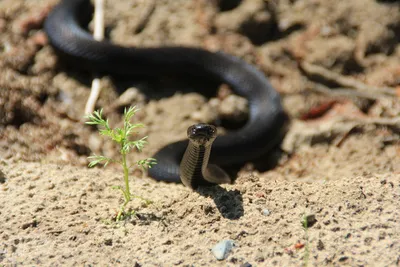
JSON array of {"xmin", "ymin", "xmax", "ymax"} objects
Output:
[{"xmin": 44, "ymin": 0, "xmax": 285, "ymax": 189}]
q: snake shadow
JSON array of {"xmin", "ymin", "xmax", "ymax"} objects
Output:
[
  {"xmin": 195, "ymin": 135, "xmax": 286, "ymax": 221},
  {"xmin": 196, "ymin": 185, "xmax": 244, "ymax": 220}
]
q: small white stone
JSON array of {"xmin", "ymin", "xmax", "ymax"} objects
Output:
[
  {"xmin": 262, "ymin": 209, "xmax": 270, "ymax": 216},
  {"xmin": 211, "ymin": 240, "xmax": 235, "ymax": 260}
]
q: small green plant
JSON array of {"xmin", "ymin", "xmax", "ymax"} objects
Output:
[
  {"xmin": 301, "ymin": 213, "xmax": 311, "ymax": 267},
  {"xmin": 85, "ymin": 106, "xmax": 156, "ymax": 221}
]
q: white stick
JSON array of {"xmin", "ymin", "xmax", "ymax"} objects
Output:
[{"xmin": 85, "ymin": 0, "xmax": 105, "ymax": 115}]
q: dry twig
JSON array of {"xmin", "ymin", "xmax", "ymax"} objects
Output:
[
  {"xmin": 309, "ymin": 83, "xmax": 384, "ymax": 100},
  {"xmin": 84, "ymin": 0, "xmax": 105, "ymax": 115},
  {"xmin": 300, "ymin": 61, "xmax": 397, "ymax": 97}
]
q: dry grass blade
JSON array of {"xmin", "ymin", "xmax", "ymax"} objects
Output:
[
  {"xmin": 301, "ymin": 61, "xmax": 397, "ymax": 97},
  {"xmin": 84, "ymin": 0, "xmax": 105, "ymax": 115}
]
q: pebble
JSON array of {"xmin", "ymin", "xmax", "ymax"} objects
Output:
[
  {"xmin": 302, "ymin": 214, "xmax": 317, "ymax": 227},
  {"xmin": 262, "ymin": 209, "xmax": 270, "ymax": 216},
  {"xmin": 0, "ymin": 170, "xmax": 6, "ymax": 183},
  {"xmin": 211, "ymin": 240, "xmax": 235, "ymax": 260}
]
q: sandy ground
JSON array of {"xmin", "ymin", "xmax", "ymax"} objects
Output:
[{"xmin": 0, "ymin": 0, "xmax": 400, "ymax": 266}]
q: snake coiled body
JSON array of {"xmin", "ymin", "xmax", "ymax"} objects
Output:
[{"xmin": 44, "ymin": 0, "xmax": 286, "ymax": 188}]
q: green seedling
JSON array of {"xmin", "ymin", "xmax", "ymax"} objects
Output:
[
  {"xmin": 301, "ymin": 213, "xmax": 311, "ymax": 267},
  {"xmin": 85, "ymin": 106, "xmax": 156, "ymax": 221}
]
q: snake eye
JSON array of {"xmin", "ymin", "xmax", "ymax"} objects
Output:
[{"xmin": 208, "ymin": 127, "xmax": 216, "ymax": 136}]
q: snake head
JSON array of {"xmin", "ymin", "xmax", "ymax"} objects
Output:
[{"xmin": 187, "ymin": 123, "xmax": 217, "ymax": 146}]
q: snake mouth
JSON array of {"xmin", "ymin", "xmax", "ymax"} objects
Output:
[{"xmin": 187, "ymin": 123, "xmax": 217, "ymax": 145}]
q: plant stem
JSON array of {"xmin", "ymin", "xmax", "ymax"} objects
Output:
[
  {"xmin": 115, "ymin": 151, "xmax": 131, "ymax": 222},
  {"xmin": 116, "ymin": 197, "xmax": 129, "ymax": 221},
  {"xmin": 121, "ymin": 151, "xmax": 131, "ymax": 202},
  {"xmin": 302, "ymin": 214, "xmax": 310, "ymax": 267}
]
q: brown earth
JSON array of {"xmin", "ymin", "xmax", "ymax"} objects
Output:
[{"xmin": 0, "ymin": 0, "xmax": 399, "ymax": 266}]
